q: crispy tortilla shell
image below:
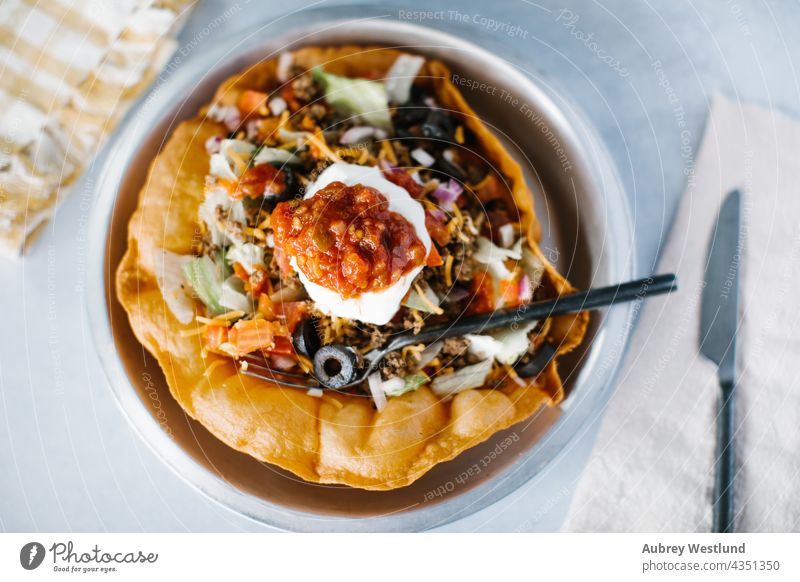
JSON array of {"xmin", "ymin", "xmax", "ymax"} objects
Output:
[{"xmin": 116, "ymin": 46, "xmax": 588, "ymax": 490}]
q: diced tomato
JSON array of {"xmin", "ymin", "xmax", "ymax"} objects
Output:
[
  {"xmin": 262, "ymin": 335, "xmax": 295, "ymax": 357},
  {"xmin": 228, "ymin": 319, "xmax": 284, "ymax": 355},
  {"xmin": 273, "ymin": 247, "xmax": 292, "ymax": 275},
  {"xmin": 249, "ymin": 268, "xmax": 271, "ymax": 297},
  {"xmin": 426, "ymin": 245, "xmax": 443, "ymax": 267},
  {"xmin": 203, "ymin": 324, "xmax": 228, "ymax": 352},
  {"xmin": 499, "ymin": 276, "xmax": 523, "ymax": 308},
  {"xmin": 237, "ymin": 90, "xmax": 268, "ymax": 118},
  {"xmin": 382, "ymin": 166, "xmax": 424, "ymax": 198},
  {"xmin": 468, "ymin": 274, "xmax": 495, "ymax": 315},
  {"xmin": 280, "ymin": 85, "xmax": 301, "ymax": 111},
  {"xmin": 273, "ymin": 301, "xmax": 307, "ymax": 333},
  {"xmin": 425, "ymin": 210, "xmax": 451, "ymax": 246}
]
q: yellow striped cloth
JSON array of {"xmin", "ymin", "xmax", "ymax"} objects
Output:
[{"xmin": 0, "ymin": 0, "xmax": 194, "ymax": 257}]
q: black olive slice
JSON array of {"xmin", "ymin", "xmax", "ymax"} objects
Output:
[
  {"xmin": 292, "ymin": 317, "xmax": 321, "ymax": 357},
  {"xmin": 514, "ymin": 342, "xmax": 558, "ymax": 378},
  {"xmin": 313, "ymin": 344, "xmax": 360, "ymax": 388},
  {"xmin": 422, "ymin": 109, "xmax": 455, "ymax": 141}
]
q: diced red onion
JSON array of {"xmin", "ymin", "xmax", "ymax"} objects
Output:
[
  {"xmin": 518, "ymin": 274, "xmax": 533, "ymax": 303},
  {"xmin": 207, "ymin": 104, "xmax": 241, "ymax": 131},
  {"xmin": 410, "ymin": 148, "xmax": 435, "ymax": 167},
  {"xmin": 223, "ymin": 108, "xmax": 241, "ymax": 132},
  {"xmin": 246, "ymin": 120, "xmax": 260, "ymax": 140},
  {"xmin": 204, "ymin": 136, "xmax": 222, "ymax": 155},
  {"xmin": 427, "ymin": 207, "xmax": 446, "ymax": 223},
  {"xmin": 431, "ymin": 179, "xmax": 464, "ymax": 210}
]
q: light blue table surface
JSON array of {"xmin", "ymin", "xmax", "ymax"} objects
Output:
[{"xmin": 2, "ymin": 0, "xmax": 798, "ymax": 532}]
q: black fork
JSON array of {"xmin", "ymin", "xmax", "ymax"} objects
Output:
[{"xmin": 239, "ymin": 273, "xmax": 677, "ymax": 390}]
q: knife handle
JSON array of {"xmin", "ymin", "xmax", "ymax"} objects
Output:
[{"xmin": 712, "ymin": 378, "xmax": 736, "ymax": 533}]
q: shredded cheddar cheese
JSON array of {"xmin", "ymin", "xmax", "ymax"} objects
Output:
[{"xmin": 444, "ymin": 254, "xmax": 454, "ymax": 287}]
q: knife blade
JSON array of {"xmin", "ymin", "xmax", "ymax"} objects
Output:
[{"xmin": 699, "ymin": 188, "xmax": 742, "ymax": 533}]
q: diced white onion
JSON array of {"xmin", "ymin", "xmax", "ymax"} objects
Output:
[
  {"xmin": 205, "ymin": 136, "xmax": 222, "ymax": 155},
  {"xmin": 277, "ymin": 52, "xmax": 293, "ymax": 83},
  {"xmin": 339, "ymin": 126, "xmax": 387, "ymax": 144},
  {"xmin": 199, "ymin": 187, "xmax": 245, "ymax": 246},
  {"xmin": 473, "ymin": 236, "xmax": 522, "ymax": 281},
  {"xmin": 498, "ymin": 223, "xmax": 516, "ymax": 248},
  {"xmin": 210, "ymin": 139, "xmax": 256, "ymax": 181},
  {"xmin": 368, "ymin": 373, "xmax": 388, "ymax": 412},
  {"xmin": 466, "ymin": 320, "xmax": 538, "ymax": 366},
  {"xmin": 410, "ymin": 148, "xmax": 435, "ymax": 167},
  {"xmin": 522, "ymin": 247, "xmax": 546, "ymax": 289},
  {"xmin": 380, "ymin": 377, "xmax": 405, "ymax": 395},
  {"xmin": 268, "ymin": 96, "xmax": 287, "ymax": 115},
  {"xmin": 226, "ymin": 243, "xmax": 264, "ymax": 274}
]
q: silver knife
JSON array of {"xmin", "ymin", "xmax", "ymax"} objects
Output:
[{"xmin": 699, "ymin": 188, "xmax": 743, "ymax": 533}]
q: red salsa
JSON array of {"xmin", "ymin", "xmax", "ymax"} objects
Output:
[{"xmin": 271, "ymin": 181, "xmax": 427, "ymax": 298}]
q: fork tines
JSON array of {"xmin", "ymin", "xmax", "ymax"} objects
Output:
[{"xmin": 238, "ymin": 352, "xmax": 320, "ymax": 390}]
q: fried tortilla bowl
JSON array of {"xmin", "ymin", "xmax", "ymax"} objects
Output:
[{"xmin": 116, "ymin": 46, "xmax": 588, "ymax": 491}]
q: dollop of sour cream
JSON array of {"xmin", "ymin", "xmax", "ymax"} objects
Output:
[{"xmin": 291, "ymin": 162, "xmax": 431, "ymax": 325}]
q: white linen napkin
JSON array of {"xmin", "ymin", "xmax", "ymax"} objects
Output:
[{"xmin": 563, "ymin": 95, "xmax": 800, "ymax": 532}]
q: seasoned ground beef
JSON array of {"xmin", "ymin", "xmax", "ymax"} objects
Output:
[
  {"xmin": 291, "ymin": 73, "xmax": 322, "ymax": 102},
  {"xmin": 441, "ymin": 337, "xmax": 469, "ymax": 358}
]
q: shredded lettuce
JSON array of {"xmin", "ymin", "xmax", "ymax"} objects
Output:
[
  {"xmin": 198, "ymin": 187, "xmax": 246, "ymax": 246},
  {"xmin": 312, "ymin": 68, "xmax": 392, "ymax": 129},
  {"xmin": 220, "ymin": 276, "xmax": 252, "ymax": 313},
  {"xmin": 385, "ymin": 54, "xmax": 425, "ymax": 104},
  {"xmin": 253, "ymin": 146, "xmax": 301, "ymax": 166},
  {"xmin": 395, "ymin": 372, "xmax": 429, "ymax": 396},
  {"xmin": 431, "ymin": 359, "xmax": 493, "ymax": 397},
  {"xmin": 182, "ymin": 255, "xmax": 225, "ymax": 315},
  {"xmin": 153, "ymin": 249, "xmax": 194, "ymax": 324}
]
